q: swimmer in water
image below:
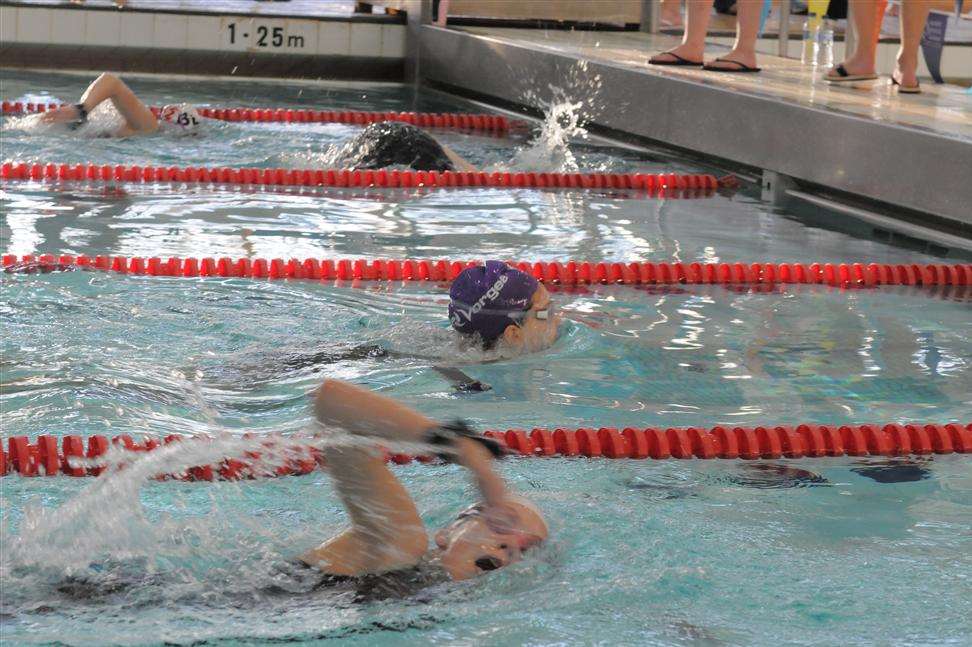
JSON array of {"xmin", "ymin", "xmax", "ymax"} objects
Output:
[
  {"xmin": 291, "ymin": 378, "xmax": 548, "ymax": 599},
  {"xmin": 329, "ymin": 120, "xmax": 476, "ymax": 172},
  {"xmin": 449, "ymin": 260, "xmax": 561, "ymax": 352},
  {"xmin": 30, "ymin": 72, "xmax": 201, "ymax": 137},
  {"xmin": 202, "ymin": 261, "xmax": 560, "ymax": 391}
]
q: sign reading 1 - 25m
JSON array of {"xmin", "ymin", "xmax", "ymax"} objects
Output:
[{"xmin": 227, "ymin": 23, "xmax": 306, "ymax": 49}]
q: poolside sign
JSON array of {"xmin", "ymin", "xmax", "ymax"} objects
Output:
[{"xmin": 920, "ymin": 12, "xmax": 948, "ymax": 84}]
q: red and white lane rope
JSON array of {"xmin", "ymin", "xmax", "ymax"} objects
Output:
[
  {"xmin": 0, "ymin": 161, "xmax": 724, "ymax": 195},
  {"xmin": 1, "ymin": 101, "xmax": 517, "ymax": 132},
  {"xmin": 3, "ymin": 254, "xmax": 970, "ymax": 288},
  {"xmin": 3, "ymin": 423, "xmax": 970, "ymax": 480}
]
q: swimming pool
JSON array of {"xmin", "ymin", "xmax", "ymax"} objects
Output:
[{"xmin": 1, "ymin": 71, "xmax": 970, "ymax": 646}]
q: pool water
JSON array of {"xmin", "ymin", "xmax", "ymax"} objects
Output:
[{"xmin": 1, "ymin": 71, "xmax": 971, "ymax": 647}]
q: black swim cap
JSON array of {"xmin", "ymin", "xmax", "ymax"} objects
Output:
[{"xmin": 332, "ymin": 121, "xmax": 454, "ymax": 172}]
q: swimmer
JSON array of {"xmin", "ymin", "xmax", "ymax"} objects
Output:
[
  {"xmin": 211, "ymin": 261, "xmax": 560, "ymax": 390},
  {"xmin": 449, "ymin": 260, "xmax": 561, "ymax": 352},
  {"xmin": 293, "ymin": 378, "xmax": 548, "ymax": 599},
  {"xmin": 328, "ymin": 120, "xmax": 476, "ymax": 172},
  {"xmin": 30, "ymin": 72, "xmax": 201, "ymax": 137}
]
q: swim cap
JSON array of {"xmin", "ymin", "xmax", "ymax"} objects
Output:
[
  {"xmin": 158, "ymin": 104, "xmax": 201, "ymax": 136},
  {"xmin": 449, "ymin": 261, "xmax": 539, "ymax": 344},
  {"xmin": 332, "ymin": 121, "xmax": 454, "ymax": 172}
]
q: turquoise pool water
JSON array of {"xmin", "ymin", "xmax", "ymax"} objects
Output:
[{"xmin": 1, "ymin": 71, "xmax": 971, "ymax": 646}]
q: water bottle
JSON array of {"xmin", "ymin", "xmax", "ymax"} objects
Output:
[
  {"xmin": 802, "ymin": 18, "xmax": 819, "ymax": 65},
  {"xmin": 817, "ymin": 19, "xmax": 835, "ymax": 69}
]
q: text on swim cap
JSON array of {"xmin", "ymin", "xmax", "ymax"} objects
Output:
[{"xmin": 450, "ymin": 273, "xmax": 509, "ymax": 327}]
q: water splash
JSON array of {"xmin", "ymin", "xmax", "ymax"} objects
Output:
[{"xmin": 502, "ymin": 61, "xmax": 604, "ymax": 173}]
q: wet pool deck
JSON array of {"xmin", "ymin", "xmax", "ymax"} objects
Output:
[{"xmin": 419, "ymin": 26, "xmax": 972, "ymax": 232}]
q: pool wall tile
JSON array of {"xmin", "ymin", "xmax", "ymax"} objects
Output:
[
  {"xmin": 16, "ymin": 7, "xmax": 51, "ymax": 44},
  {"xmin": 153, "ymin": 13, "xmax": 187, "ymax": 49},
  {"xmin": 120, "ymin": 12, "xmax": 155, "ymax": 48},
  {"xmin": 281, "ymin": 18, "xmax": 318, "ymax": 54},
  {"xmin": 349, "ymin": 23, "xmax": 381, "ymax": 57},
  {"xmin": 51, "ymin": 8, "xmax": 84, "ymax": 45},
  {"xmin": 380, "ymin": 25, "xmax": 405, "ymax": 58},
  {"xmin": 186, "ymin": 15, "xmax": 221, "ymax": 51},
  {"xmin": 317, "ymin": 22, "xmax": 350, "ymax": 56},
  {"xmin": 1, "ymin": 6, "xmax": 19, "ymax": 43},
  {"xmin": 85, "ymin": 10, "xmax": 120, "ymax": 47}
]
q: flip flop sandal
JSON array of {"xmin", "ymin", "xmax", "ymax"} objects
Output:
[
  {"xmin": 649, "ymin": 51, "xmax": 703, "ymax": 67},
  {"xmin": 702, "ymin": 58, "xmax": 761, "ymax": 73},
  {"xmin": 891, "ymin": 76, "xmax": 921, "ymax": 94},
  {"xmin": 825, "ymin": 64, "xmax": 878, "ymax": 83}
]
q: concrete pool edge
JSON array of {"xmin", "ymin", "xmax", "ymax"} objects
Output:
[{"xmin": 416, "ymin": 25, "xmax": 972, "ymax": 235}]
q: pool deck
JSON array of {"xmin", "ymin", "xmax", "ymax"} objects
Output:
[{"xmin": 419, "ymin": 26, "xmax": 972, "ymax": 233}]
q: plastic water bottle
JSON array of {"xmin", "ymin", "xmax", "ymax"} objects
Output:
[
  {"xmin": 817, "ymin": 20, "xmax": 835, "ymax": 69},
  {"xmin": 801, "ymin": 19, "xmax": 819, "ymax": 65}
]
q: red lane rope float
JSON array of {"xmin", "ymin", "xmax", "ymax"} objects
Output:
[
  {"xmin": 3, "ymin": 254, "xmax": 970, "ymax": 288},
  {"xmin": 0, "ymin": 101, "xmax": 516, "ymax": 132},
  {"xmin": 2, "ymin": 423, "xmax": 969, "ymax": 480},
  {"xmin": 0, "ymin": 161, "xmax": 722, "ymax": 194}
]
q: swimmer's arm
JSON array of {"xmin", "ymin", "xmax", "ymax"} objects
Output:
[
  {"xmin": 41, "ymin": 73, "xmax": 157, "ymax": 135},
  {"xmin": 313, "ymin": 379, "xmax": 508, "ymax": 507},
  {"xmin": 439, "ymin": 142, "xmax": 477, "ymax": 173},
  {"xmin": 80, "ymin": 73, "xmax": 157, "ymax": 134},
  {"xmin": 454, "ymin": 437, "xmax": 508, "ymax": 507}
]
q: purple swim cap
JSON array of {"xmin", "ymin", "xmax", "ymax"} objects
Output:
[{"xmin": 449, "ymin": 261, "xmax": 539, "ymax": 343}]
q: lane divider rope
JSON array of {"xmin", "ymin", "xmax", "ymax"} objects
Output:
[
  {"xmin": 1, "ymin": 101, "xmax": 517, "ymax": 132},
  {"xmin": 3, "ymin": 424, "xmax": 969, "ymax": 480},
  {"xmin": 0, "ymin": 161, "xmax": 723, "ymax": 194},
  {"xmin": 3, "ymin": 254, "xmax": 970, "ymax": 288}
]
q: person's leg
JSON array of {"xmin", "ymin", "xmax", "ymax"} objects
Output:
[
  {"xmin": 893, "ymin": 0, "xmax": 931, "ymax": 89},
  {"xmin": 661, "ymin": 0, "xmax": 684, "ymax": 27},
  {"xmin": 434, "ymin": 0, "xmax": 450, "ymax": 26},
  {"xmin": 826, "ymin": 0, "xmax": 881, "ymax": 78},
  {"xmin": 704, "ymin": 0, "xmax": 761, "ymax": 69},
  {"xmin": 650, "ymin": 0, "xmax": 714, "ymax": 64}
]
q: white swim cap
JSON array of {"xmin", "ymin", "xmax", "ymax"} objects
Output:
[{"xmin": 158, "ymin": 104, "xmax": 202, "ymax": 136}]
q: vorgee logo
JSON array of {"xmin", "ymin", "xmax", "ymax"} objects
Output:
[{"xmin": 450, "ymin": 274, "xmax": 509, "ymax": 326}]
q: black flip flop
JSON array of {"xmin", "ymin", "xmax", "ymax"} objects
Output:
[
  {"xmin": 703, "ymin": 58, "xmax": 761, "ymax": 73},
  {"xmin": 825, "ymin": 63, "xmax": 878, "ymax": 83},
  {"xmin": 649, "ymin": 51, "xmax": 703, "ymax": 67},
  {"xmin": 891, "ymin": 75, "xmax": 921, "ymax": 94}
]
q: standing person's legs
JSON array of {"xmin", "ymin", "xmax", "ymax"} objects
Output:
[
  {"xmin": 826, "ymin": 0, "xmax": 882, "ymax": 78},
  {"xmin": 893, "ymin": 0, "xmax": 931, "ymax": 90},
  {"xmin": 661, "ymin": 0, "xmax": 684, "ymax": 27},
  {"xmin": 649, "ymin": 0, "xmax": 715, "ymax": 65},
  {"xmin": 703, "ymin": 0, "xmax": 762, "ymax": 70}
]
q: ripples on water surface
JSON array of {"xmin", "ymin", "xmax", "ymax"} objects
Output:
[{"xmin": 1, "ymin": 71, "xmax": 970, "ymax": 646}]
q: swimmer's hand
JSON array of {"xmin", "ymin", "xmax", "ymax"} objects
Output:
[
  {"xmin": 453, "ymin": 436, "xmax": 508, "ymax": 508},
  {"xmin": 39, "ymin": 105, "xmax": 83, "ymax": 125},
  {"xmin": 455, "ymin": 380, "xmax": 491, "ymax": 393}
]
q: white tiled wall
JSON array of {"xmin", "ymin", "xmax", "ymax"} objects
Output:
[
  {"xmin": 349, "ymin": 23, "xmax": 381, "ymax": 57},
  {"xmin": 154, "ymin": 13, "xmax": 188, "ymax": 49},
  {"xmin": 16, "ymin": 6, "xmax": 52, "ymax": 44},
  {"xmin": 318, "ymin": 21, "xmax": 351, "ymax": 56},
  {"xmin": 120, "ymin": 12, "xmax": 155, "ymax": 48},
  {"xmin": 51, "ymin": 8, "xmax": 84, "ymax": 45},
  {"xmin": 86, "ymin": 10, "xmax": 121, "ymax": 47},
  {"xmin": 0, "ymin": 5, "xmax": 17, "ymax": 44},
  {"xmin": 1, "ymin": 5, "xmax": 404, "ymax": 58}
]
